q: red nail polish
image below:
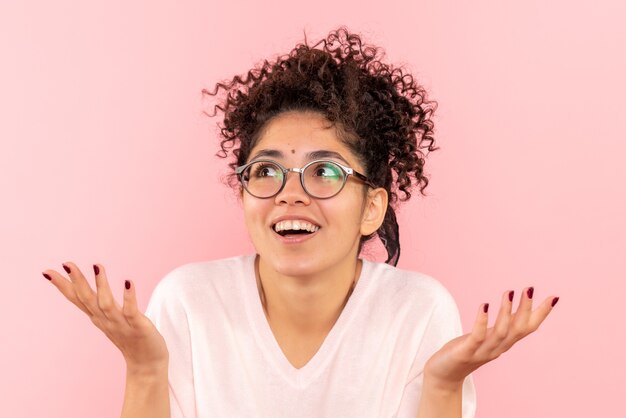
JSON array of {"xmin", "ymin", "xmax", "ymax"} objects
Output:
[
  {"xmin": 125, "ymin": 280, "xmax": 131, "ymax": 290},
  {"xmin": 62, "ymin": 264, "xmax": 71, "ymax": 274},
  {"xmin": 42, "ymin": 272, "xmax": 52, "ymax": 281},
  {"xmin": 483, "ymin": 303, "xmax": 489, "ymax": 313},
  {"xmin": 93, "ymin": 264, "xmax": 99, "ymax": 275},
  {"xmin": 551, "ymin": 297, "xmax": 559, "ymax": 307},
  {"xmin": 508, "ymin": 291, "xmax": 514, "ymax": 302},
  {"xmin": 527, "ymin": 287, "xmax": 534, "ymax": 299}
]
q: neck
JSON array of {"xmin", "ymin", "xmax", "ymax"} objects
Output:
[{"xmin": 255, "ymin": 254, "xmax": 362, "ymax": 336}]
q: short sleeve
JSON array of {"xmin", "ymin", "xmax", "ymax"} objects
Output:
[
  {"xmin": 144, "ymin": 275, "xmax": 196, "ymax": 418},
  {"xmin": 394, "ymin": 284, "xmax": 477, "ymax": 418}
]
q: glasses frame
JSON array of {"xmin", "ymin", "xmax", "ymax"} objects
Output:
[{"xmin": 235, "ymin": 158, "xmax": 376, "ymax": 199}]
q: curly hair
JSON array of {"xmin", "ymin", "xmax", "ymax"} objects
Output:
[{"xmin": 202, "ymin": 26, "xmax": 438, "ymax": 266}]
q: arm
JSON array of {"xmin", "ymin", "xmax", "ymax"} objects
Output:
[
  {"xmin": 42, "ymin": 262, "xmax": 172, "ymax": 418},
  {"xmin": 417, "ymin": 375, "xmax": 463, "ymax": 418},
  {"xmin": 121, "ymin": 363, "xmax": 171, "ymax": 418},
  {"xmin": 416, "ymin": 376, "xmax": 462, "ymax": 418},
  {"xmin": 416, "ymin": 287, "xmax": 559, "ymax": 418}
]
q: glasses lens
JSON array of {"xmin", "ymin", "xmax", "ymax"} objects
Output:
[
  {"xmin": 303, "ymin": 161, "xmax": 346, "ymax": 198},
  {"xmin": 242, "ymin": 161, "xmax": 283, "ymax": 197}
]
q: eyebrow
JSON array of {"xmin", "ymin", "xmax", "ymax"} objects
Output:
[{"xmin": 249, "ymin": 149, "xmax": 350, "ymax": 165}]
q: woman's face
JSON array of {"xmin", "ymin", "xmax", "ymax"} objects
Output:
[{"xmin": 242, "ymin": 111, "xmax": 380, "ymax": 277}]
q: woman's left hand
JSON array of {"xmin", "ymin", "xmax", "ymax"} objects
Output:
[{"xmin": 424, "ymin": 287, "xmax": 559, "ymax": 390}]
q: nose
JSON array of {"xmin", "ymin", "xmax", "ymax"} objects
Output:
[{"xmin": 274, "ymin": 170, "xmax": 310, "ymax": 205}]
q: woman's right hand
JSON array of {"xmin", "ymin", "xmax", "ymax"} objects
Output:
[{"xmin": 43, "ymin": 261, "xmax": 169, "ymax": 374}]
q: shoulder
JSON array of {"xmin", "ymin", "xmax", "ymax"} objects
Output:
[
  {"xmin": 362, "ymin": 260, "xmax": 458, "ymax": 313},
  {"xmin": 362, "ymin": 261, "xmax": 465, "ymax": 351},
  {"xmin": 145, "ymin": 254, "xmax": 255, "ymax": 320},
  {"xmin": 150, "ymin": 254, "xmax": 255, "ymax": 298}
]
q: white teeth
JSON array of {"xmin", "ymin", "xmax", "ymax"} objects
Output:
[{"xmin": 273, "ymin": 220, "xmax": 320, "ymax": 233}]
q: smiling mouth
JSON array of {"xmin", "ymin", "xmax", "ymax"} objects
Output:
[
  {"xmin": 271, "ymin": 220, "xmax": 321, "ymax": 238},
  {"xmin": 275, "ymin": 229, "xmax": 312, "ymax": 237}
]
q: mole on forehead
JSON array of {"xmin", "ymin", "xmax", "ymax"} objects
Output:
[{"xmin": 290, "ymin": 149, "xmax": 295, "ymax": 154}]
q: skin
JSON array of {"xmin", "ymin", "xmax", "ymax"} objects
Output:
[
  {"xmin": 42, "ymin": 262, "xmax": 169, "ymax": 375},
  {"xmin": 424, "ymin": 288, "xmax": 558, "ymax": 389},
  {"xmin": 242, "ymin": 110, "xmax": 388, "ymax": 340},
  {"xmin": 43, "ymin": 110, "xmax": 558, "ymax": 416}
]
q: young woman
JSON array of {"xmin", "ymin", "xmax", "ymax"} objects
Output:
[{"xmin": 43, "ymin": 27, "xmax": 559, "ymax": 418}]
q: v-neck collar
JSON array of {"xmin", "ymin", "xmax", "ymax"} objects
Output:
[{"xmin": 241, "ymin": 254, "xmax": 371, "ymax": 388}]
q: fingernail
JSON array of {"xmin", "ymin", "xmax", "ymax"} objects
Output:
[
  {"xmin": 62, "ymin": 264, "xmax": 71, "ymax": 274},
  {"xmin": 508, "ymin": 290, "xmax": 514, "ymax": 302},
  {"xmin": 93, "ymin": 264, "xmax": 99, "ymax": 275},
  {"xmin": 527, "ymin": 287, "xmax": 534, "ymax": 299},
  {"xmin": 483, "ymin": 303, "xmax": 489, "ymax": 313},
  {"xmin": 125, "ymin": 280, "xmax": 131, "ymax": 290},
  {"xmin": 551, "ymin": 297, "xmax": 559, "ymax": 307},
  {"xmin": 42, "ymin": 272, "xmax": 52, "ymax": 281}
]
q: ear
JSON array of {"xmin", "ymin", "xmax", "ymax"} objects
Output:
[{"xmin": 360, "ymin": 187, "xmax": 388, "ymax": 236}]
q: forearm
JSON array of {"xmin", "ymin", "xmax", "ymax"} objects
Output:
[
  {"xmin": 416, "ymin": 374, "xmax": 463, "ymax": 418},
  {"xmin": 121, "ymin": 363, "xmax": 171, "ymax": 418}
]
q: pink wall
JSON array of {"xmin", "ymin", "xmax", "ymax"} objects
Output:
[{"xmin": 2, "ymin": 0, "xmax": 624, "ymax": 416}]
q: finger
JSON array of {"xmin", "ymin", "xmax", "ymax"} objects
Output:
[
  {"xmin": 63, "ymin": 261, "xmax": 102, "ymax": 317},
  {"xmin": 468, "ymin": 303, "xmax": 490, "ymax": 348},
  {"xmin": 93, "ymin": 263, "xmax": 124, "ymax": 323},
  {"xmin": 511, "ymin": 286, "xmax": 534, "ymax": 339},
  {"xmin": 488, "ymin": 290, "xmax": 514, "ymax": 344},
  {"xmin": 516, "ymin": 286, "xmax": 534, "ymax": 317},
  {"xmin": 476, "ymin": 290, "xmax": 515, "ymax": 359},
  {"xmin": 527, "ymin": 296, "xmax": 559, "ymax": 333},
  {"xmin": 42, "ymin": 269, "xmax": 92, "ymax": 316},
  {"xmin": 121, "ymin": 279, "xmax": 142, "ymax": 328}
]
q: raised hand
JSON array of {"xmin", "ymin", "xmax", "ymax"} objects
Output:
[
  {"xmin": 424, "ymin": 287, "xmax": 559, "ymax": 389},
  {"xmin": 43, "ymin": 262, "xmax": 169, "ymax": 374}
]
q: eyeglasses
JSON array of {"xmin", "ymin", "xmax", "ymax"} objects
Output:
[{"xmin": 235, "ymin": 159, "xmax": 376, "ymax": 199}]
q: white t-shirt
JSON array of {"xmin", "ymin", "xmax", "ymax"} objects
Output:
[{"xmin": 144, "ymin": 254, "xmax": 476, "ymax": 418}]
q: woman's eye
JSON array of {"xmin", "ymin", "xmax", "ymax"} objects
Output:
[
  {"xmin": 253, "ymin": 164, "xmax": 278, "ymax": 177},
  {"xmin": 313, "ymin": 164, "xmax": 342, "ymax": 178}
]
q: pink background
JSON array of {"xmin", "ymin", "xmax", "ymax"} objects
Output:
[{"xmin": 2, "ymin": 0, "xmax": 624, "ymax": 417}]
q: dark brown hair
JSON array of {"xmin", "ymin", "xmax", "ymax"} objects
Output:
[{"xmin": 202, "ymin": 26, "xmax": 438, "ymax": 266}]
